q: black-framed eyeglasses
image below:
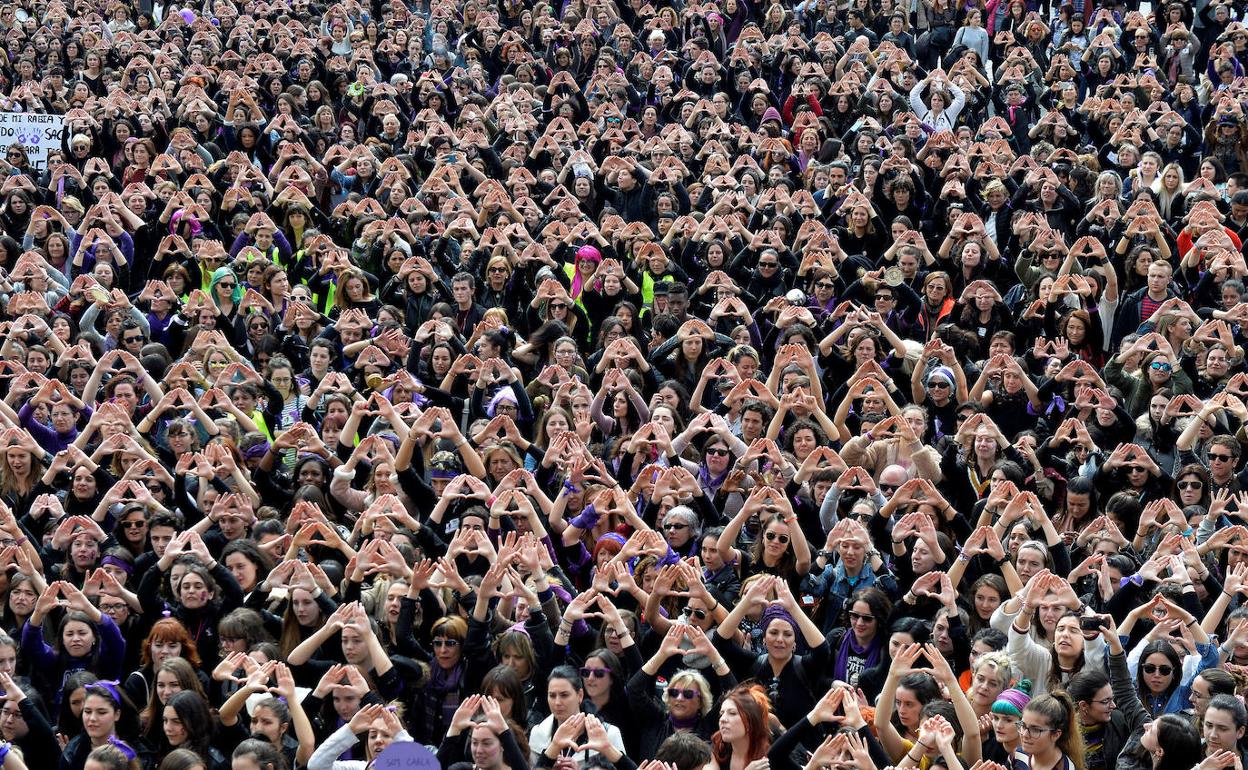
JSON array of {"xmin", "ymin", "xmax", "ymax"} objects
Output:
[
  {"xmin": 764, "ymin": 531, "xmax": 790, "ymax": 544},
  {"xmin": 123, "ymin": 335, "xmax": 144, "ymax": 343},
  {"xmin": 705, "ymin": 447, "xmax": 730, "ymax": 457},
  {"xmin": 1018, "ymin": 723, "xmax": 1057, "ymax": 737},
  {"xmin": 580, "ymin": 667, "xmax": 612, "ymax": 678},
  {"xmin": 1210, "ymin": 453, "xmax": 1235, "ymax": 462},
  {"xmin": 1126, "ymin": 465, "xmax": 1146, "ymax": 473},
  {"xmin": 663, "ymin": 522, "xmax": 689, "ymax": 531},
  {"xmin": 875, "ymin": 293, "xmax": 896, "ymax": 301},
  {"xmin": 758, "ymin": 261, "xmax": 778, "ymax": 269},
  {"xmin": 120, "ymin": 520, "xmax": 146, "ymax": 529},
  {"xmin": 550, "ymin": 302, "xmax": 567, "ymax": 309}
]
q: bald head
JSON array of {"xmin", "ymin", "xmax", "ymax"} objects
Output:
[{"xmin": 879, "ymin": 465, "xmax": 908, "ymax": 497}]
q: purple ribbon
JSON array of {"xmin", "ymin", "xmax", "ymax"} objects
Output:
[
  {"xmin": 90, "ymin": 681, "xmax": 123, "ymax": 705},
  {"xmin": 108, "ymin": 737, "xmax": 137, "ymax": 761}
]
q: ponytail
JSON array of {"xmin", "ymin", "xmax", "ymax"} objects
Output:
[{"xmin": 1025, "ymin": 692, "xmax": 1086, "ymax": 770}]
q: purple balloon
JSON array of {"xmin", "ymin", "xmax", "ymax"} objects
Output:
[{"xmin": 179, "ymin": 9, "xmax": 196, "ymax": 23}]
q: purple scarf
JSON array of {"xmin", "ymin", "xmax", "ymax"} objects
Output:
[{"xmin": 834, "ymin": 631, "xmax": 881, "ymax": 682}]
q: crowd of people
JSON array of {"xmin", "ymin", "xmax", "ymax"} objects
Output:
[{"xmin": 2, "ymin": 0, "xmax": 1248, "ymax": 769}]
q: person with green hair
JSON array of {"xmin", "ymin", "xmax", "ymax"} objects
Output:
[
  {"xmin": 209, "ymin": 265, "xmax": 242, "ymax": 318},
  {"xmin": 985, "ymin": 680, "xmax": 1032, "ymax": 764}
]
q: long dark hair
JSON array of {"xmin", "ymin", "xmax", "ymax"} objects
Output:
[
  {"xmin": 1134, "ymin": 714, "xmax": 1201, "ymax": 770},
  {"xmin": 57, "ymin": 670, "xmax": 99, "ymax": 737},
  {"xmin": 162, "ymin": 690, "xmax": 215, "ymax": 759},
  {"xmin": 1136, "ymin": 640, "xmax": 1182, "ymax": 714}
]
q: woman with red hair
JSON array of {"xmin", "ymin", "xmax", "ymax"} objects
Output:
[
  {"xmin": 709, "ymin": 684, "xmax": 771, "ymax": 770},
  {"xmin": 122, "ymin": 618, "xmax": 203, "ymax": 708}
]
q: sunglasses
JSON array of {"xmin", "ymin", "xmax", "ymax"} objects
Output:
[
  {"xmin": 1177, "ymin": 480, "xmax": 1203, "ymax": 490},
  {"xmin": 218, "ymin": 282, "xmax": 237, "ymax": 289},
  {"xmin": 705, "ymin": 447, "xmax": 730, "ymax": 456},
  {"xmin": 682, "ymin": 607, "xmax": 708, "ymax": 620},
  {"xmin": 759, "ymin": 262, "xmax": 778, "ymax": 268},
  {"xmin": 765, "ymin": 531, "xmax": 790, "ymax": 544},
  {"xmin": 550, "ymin": 302, "xmax": 567, "ymax": 309},
  {"xmin": 1142, "ymin": 663, "xmax": 1173, "ymax": 676},
  {"xmin": 123, "ymin": 335, "xmax": 144, "ymax": 343},
  {"xmin": 120, "ymin": 520, "xmax": 146, "ymax": 529},
  {"xmin": 880, "ymin": 483, "xmax": 899, "ymax": 492},
  {"xmin": 815, "ymin": 281, "xmax": 834, "ymax": 289},
  {"xmin": 663, "ymin": 522, "xmax": 690, "ymax": 531},
  {"xmin": 432, "ymin": 639, "xmax": 460, "ymax": 648},
  {"xmin": 929, "ymin": 381, "xmax": 951, "ymax": 389},
  {"xmin": 1126, "ymin": 465, "xmax": 1146, "ymax": 473},
  {"xmin": 667, "ymin": 688, "xmax": 699, "ymax": 700},
  {"xmin": 1210, "ymin": 453, "xmax": 1235, "ymax": 462},
  {"xmin": 580, "ymin": 667, "xmax": 612, "ymax": 679},
  {"xmin": 848, "ymin": 611, "xmax": 876, "ymax": 623},
  {"xmin": 1149, "ymin": 361, "xmax": 1172, "ymax": 372}
]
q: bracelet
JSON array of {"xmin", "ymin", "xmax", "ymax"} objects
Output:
[{"xmin": 709, "ymin": 599, "xmax": 720, "ymax": 613}]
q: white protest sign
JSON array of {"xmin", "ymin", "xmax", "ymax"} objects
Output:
[{"xmin": 0, "ymin": 113, "xmax": 65, "ymax": 171}]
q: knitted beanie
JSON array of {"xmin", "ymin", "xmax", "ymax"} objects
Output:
[{"xmin": 991, "ymin": 679, "xmax": 1033, "ymax": 717}]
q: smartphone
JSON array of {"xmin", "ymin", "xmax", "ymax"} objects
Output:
[{"xmin": 1080, "ymin": 616, "xmax": 1107, "ymax": 632}]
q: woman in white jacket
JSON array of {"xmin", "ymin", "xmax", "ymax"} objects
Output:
[
  {"xmin": 998, "ymin": 570, "xmax": 1106, "ymax": 697},
  {"xmin": 528, "ymin": 666, "xmax": 626, "ymax": 767},
  {"xmin": 308, "ymin": 703, "xmax": 413, "ymax": 770},
  {"xmin": 909, "ymin": 72, "xmax": 967, "ymax": 132}
]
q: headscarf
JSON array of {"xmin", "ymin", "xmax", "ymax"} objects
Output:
[{"xmin": 209, "ymin": 265, "xmax": 241, "ymax": 308}]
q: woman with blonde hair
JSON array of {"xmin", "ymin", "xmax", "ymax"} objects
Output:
[
  {"xmin": 1157, "ymin": 163, "xmax": 1186, "ymax": 223},
  {"xmin": 968, "ymin": 650, "xmax": 1015, "ymax": 717},
  {"xmin": 1088, "ymin": 170, "xmax": 1123, "ymax": 207},
  {"xmin": 628, "ymin": 622, "xmax": 734, "ymax": 757}
]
